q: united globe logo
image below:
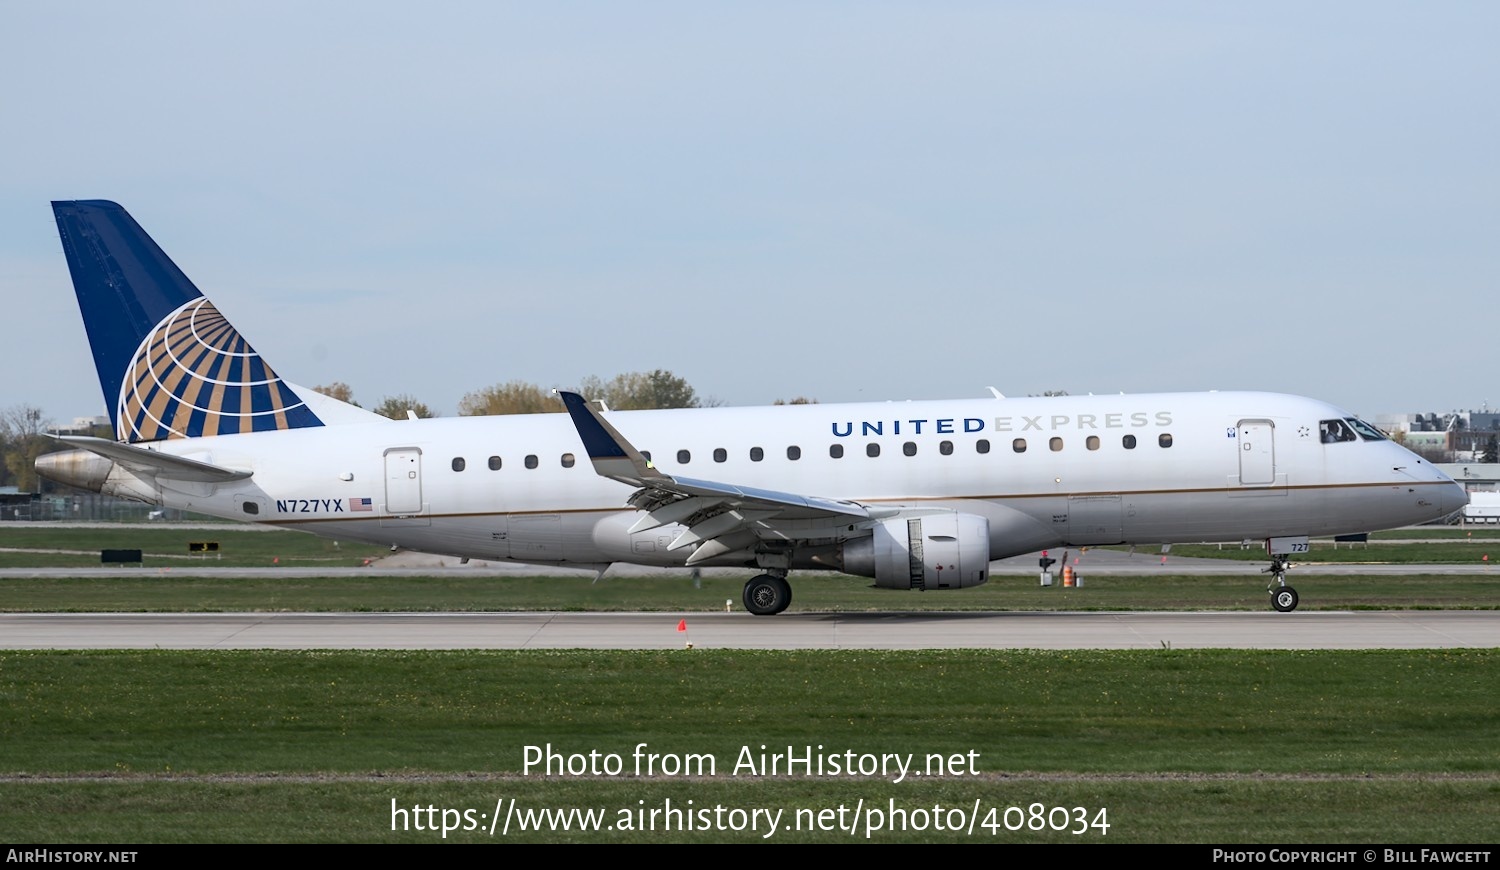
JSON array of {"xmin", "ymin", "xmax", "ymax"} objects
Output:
[{"xmin": 116, "ymin": 298, "xmax": 313, "ymax": 441}]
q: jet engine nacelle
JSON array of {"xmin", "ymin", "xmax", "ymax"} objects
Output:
[
  {"xmin": 35, "ymin": 449, "xmax": 114, "ymax": 494},
  {"xmin": 35, "ymin": 449, "xmax": 162, "ymax": 504},
  {"xmin": 842, "ymin": 512, "xmax": 990, "ymax": 590}
]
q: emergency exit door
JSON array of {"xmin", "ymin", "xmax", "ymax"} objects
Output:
[
  {"xmin": 1237, "ymin": 419, "xmax": 1275, "ymax": 485},
  {"xmin": 384, "ymin": 447, "xmax": 424, "ymax": 515}
]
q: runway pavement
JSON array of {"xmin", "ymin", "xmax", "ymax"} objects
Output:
[{"xmin": 1, "ymin": 610, "xmax": 1495, "ymax": 650}]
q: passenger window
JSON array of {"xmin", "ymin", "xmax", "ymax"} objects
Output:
[
  {"xmin": 787, "ymin": 446, "xmax": 801, "ymax": 460},
  {"xmin": 1049, "ymin": 437, "xmax": 1063, "ymax": 452},
  {"xmin": 830, "ymin": 444, "xmax": 844, "ymax": 459},
  {"xmin": 1013, "ymin": 438, "xmax": 1027, "ymax": 453},
  {"xmin": 488, "ymin": 456, "xmax": 502, "ymax": 471},
  {"xmin": 677, "ymin": 449, "xmax": 691, "ymax": 464},
  {"xmin": 903, "ymin": 442, "xmax": 917, "ymax": 456},
  {"xmin": 525, "ymin": 454, "xmax": 538, "ymax": 469},
  {"xmin": 750, "ymin": 447, "xmax": 764, "ymax": 462},
  {"xmin": 939, "ymin": 441, "xmax": 953, "ymax": 456},
  {"xmin": 1086, "ymin": 435, "xmax": 1100, "ymax": 451},
  {"xmin": 1123, "ymin": 435, "xmax": 1137, "ymax": 450},
  {"xmin": 713, "ymin": 448, "xmax": 727, "ymax": 463},
  {"xmin": 1159, "ymin": 433, "xmax": 1173, "ymax": 448},
  {"xmin": 867, "ymin": 443, "xmax": 880, "ymax": 458},
  {"xmin": 561, "ymin": 453, "xmax": 575, "ymax": 468},
  {"xmin": 976, "ymin": 439, "xmax": 990, "ymax": 454},
  {"xmin": 451, "ymin": 457, "xmax": 466, "ymax": 472}
]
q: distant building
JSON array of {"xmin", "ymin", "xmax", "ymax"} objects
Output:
[
  {"xmin": 57, "ymin": 415, "xmax": 110, "ymax": 436},
  {"xmin": 1459, "ymin": 491, "xmax": 1500, "ymax": 524},
  {"xmin": 0, "ymin": 486, "xmax": 38, "ymax": 520},
  {"xmin": 1444, "ymin": 463, "xmax": 1500, "ymax": 492},
  {"xmin": 1437, "ymin": 461, "xmax": 1500, "ymax": 524},
  {"xmin": 1376, "ymin": 405, "xmax": 1498, "ymax": 462}
]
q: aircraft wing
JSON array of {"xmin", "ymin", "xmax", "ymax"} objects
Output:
[
  {"xmin": 560, "ymin": 392, "xmax": 872, "ymax": 564},
  {"xmin": 50, "ymin": 436, "xmax": 253, "ymax": 483}
]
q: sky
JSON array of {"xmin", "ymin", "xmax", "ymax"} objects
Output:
[{"xmin": 2, "ymin": 2, "xmax": 1496, "ymax": 425}]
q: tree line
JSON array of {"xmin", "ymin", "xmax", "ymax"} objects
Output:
[
  {"xmin": 0, "ymin": 405, "xmax": 71, "ymax": 492},
  {"xmin": 314, "ymin": 369, "xmax": 736, "ymax": 417}
]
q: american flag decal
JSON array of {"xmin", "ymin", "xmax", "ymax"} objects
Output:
[{"xmin": 350, "ymin": 497, "xmax": 373, "ymax": 512}]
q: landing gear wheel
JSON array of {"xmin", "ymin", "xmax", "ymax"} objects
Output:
[
  {"xmin": 742, "ymin": 574, "xmax": 792, "ymax": 616},
  {"xmin": 1263, "ymin": 554, "xmax": 1299, "ymax": 613}
]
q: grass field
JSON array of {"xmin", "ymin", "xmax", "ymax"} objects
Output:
[
  {"xmin": 0, "ymin": 649, "xmax": 1496, "ymax": 843},
  {"xmin": 0, "ymin": 526, "xmax": 390, "ymax": 568},
  {"xmin": 1371, "ymin": 527, "xmax": 1500, "ymax": 541},
  {"xmin": 1, "ymin": 525, "xmax": 1496, "ymax": 843},
  {"xmin": 2, "ymin": 570, "xmax": 1499, "ymax": 613}
]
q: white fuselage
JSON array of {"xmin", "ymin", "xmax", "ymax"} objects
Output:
[{"xmin": 122, "ymin": 391, "xmax": 1464, "ymax": 571}]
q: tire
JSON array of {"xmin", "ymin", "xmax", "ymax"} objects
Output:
[
  {"xmin": 742, "ymin": 574, "xmax": 792, "ymax": 615},
  {"xmin": 1272, "ymin": 586, "xmax": 1299, "ymax": 613}
]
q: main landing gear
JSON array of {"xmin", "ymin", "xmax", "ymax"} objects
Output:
[
  {"xmin": 742, "ymin": 573, "xmax": 792, "ymax": 616},
  {"xmin": 1264, "ymin": 555, "xmax": 1299, "ymax": 613}
]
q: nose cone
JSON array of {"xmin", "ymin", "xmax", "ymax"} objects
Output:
[{"xmin": 1441, "ymin": 479, "xmax": 1470, "ymax": 520}]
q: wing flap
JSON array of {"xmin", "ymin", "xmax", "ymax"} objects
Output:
[
  {"xmin": 685, "ymin": 531, "xmax": 760, "ymax": 566},
  {"xmin": 666, "ymin": 509, "xmax": 779, "ymax": 552},
  {"xmin": 627, "ymin": 496, "xmax": 713, "ymax": 534}
]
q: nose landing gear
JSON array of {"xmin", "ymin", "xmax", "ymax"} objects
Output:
[{"xmin": 1264, "ymin": 555, "xmax": 1299, "ymax": 612}]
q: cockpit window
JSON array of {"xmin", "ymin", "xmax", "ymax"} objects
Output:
[
  {"xmin": 1319, "ymin": 419, "xmax": 1358, "ymax": 444},
  {"xmin": 1345, "ymin": 417, "xmax": 1387, "ymax": 441}
]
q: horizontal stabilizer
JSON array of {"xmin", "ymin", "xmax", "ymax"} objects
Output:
[{"xmin": 51, "ymin": 435, "xmax": 252, "ymax": 483}]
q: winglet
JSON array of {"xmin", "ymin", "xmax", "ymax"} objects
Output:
[{"xmin": 558, "ymin": 391, "xmax": 667, "ymax": 485}]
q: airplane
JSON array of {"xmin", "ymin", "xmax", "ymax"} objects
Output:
[{"xmin": 37, "ymin": 200, "xmax": 1469, "ymax": 615}]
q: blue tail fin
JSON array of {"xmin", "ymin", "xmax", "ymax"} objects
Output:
[{"xmin": 52, "ymin": 200, "xmax": 324, "ymax": 442}]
